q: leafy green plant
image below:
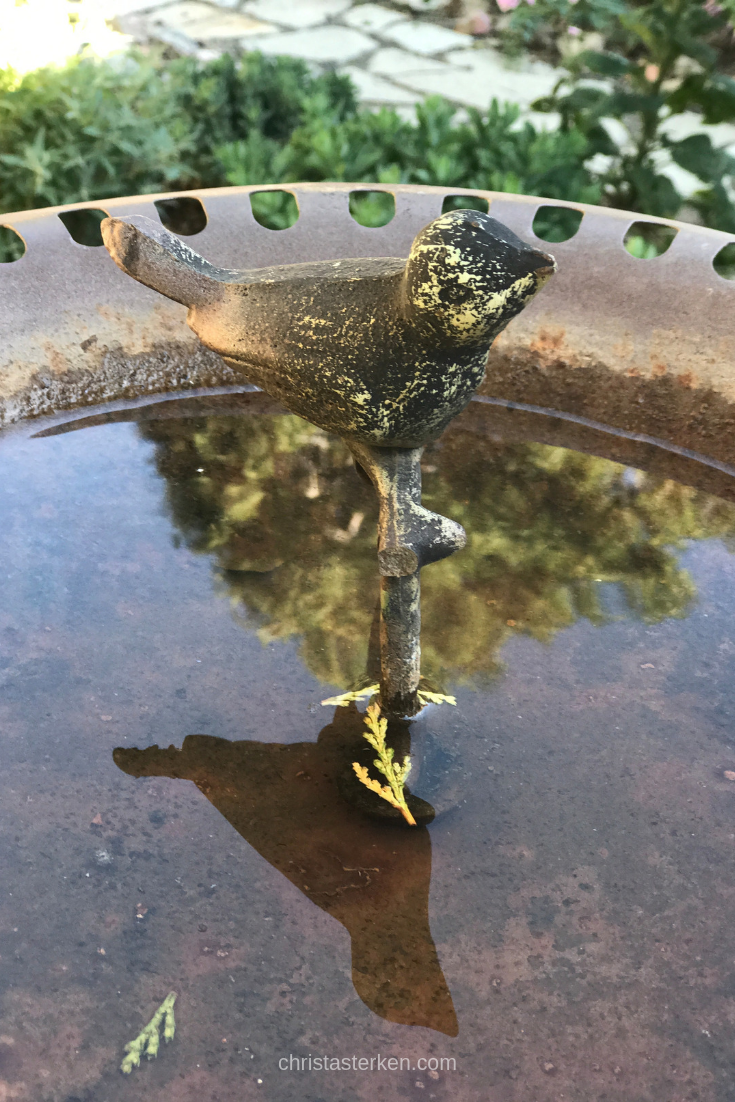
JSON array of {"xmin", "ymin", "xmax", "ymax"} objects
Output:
[
  {"xmin": 0, "ymin": 224, "xmax": 24, "ymax": 263},
  {"xmin": 3, "ymin": 12, "xmax": 735, "ymax": 246},
  {"xmin": 215, "ymin": 94, "xmax": 601, "ymax": 212},
  {"xmin": 0, "ymin": 53, "xmax": 189, "ymax": 214},
  {"xmin": 0, "ymin": 51, "xmax": 355, "ymax": 216},
  {"xmin": 167, "ymin": 53, "xmax": 356, "ymax": 189},
  {"xmin": 500, "ymin": 0, "xmax": 627, "ymax": 61},
  {"xmin": 532, "ymin": 0, "xmax": 735, "ymax": 228}
]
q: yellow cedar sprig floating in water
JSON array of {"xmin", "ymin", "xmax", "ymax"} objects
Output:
[
  {"xmin": 416, "ymin": 688, "xmax": 456, "ymax": 707},
  {"xmin": 120, "ymin": 992, "xmax": 177, "ymax": 1074},
  {"xmin": 353, "ymin": 703, "xmax": 416, "ymax": 826},
  {"xmin": 321, "ymin": 683, "xmax": 379, "ymax": 707},
  {"xmin": 321, "ymin": 681, "xmax": 456, "ymax": 710}
]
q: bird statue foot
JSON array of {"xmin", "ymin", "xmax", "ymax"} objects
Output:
[{"xmin": 348, "ymin": 442, "xmax": 466, "ymax": 578}]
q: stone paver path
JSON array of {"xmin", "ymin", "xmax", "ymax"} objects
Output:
[{"xmin": 112, "ymin": 0, "xmax": 564, "ymax": 117}]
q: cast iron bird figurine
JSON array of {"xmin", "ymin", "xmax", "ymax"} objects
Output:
[
  {"xmin": 101, "ymin": 209, "xmax": 554, "ymax": 449},
  {"xmin": 102, "ymin": 207, "xmax": 555, "ymax": 713}
]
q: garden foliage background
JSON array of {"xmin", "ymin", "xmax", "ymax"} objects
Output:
[{"xmin": 3, "ymin": 0, "xmax": 735, "ymax": 238}]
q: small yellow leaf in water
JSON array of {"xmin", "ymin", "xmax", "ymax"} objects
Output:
[
  {"xmin": 353, "ymin": 704, "xmax": 416, "ymax": 826},
  {"xmin": 321, "ymin": 683, "xmax": 379, "ymax": 707},
  {"xmin": 417, "ymin": 688, "xmax": 457, "ymax": 707},
  {"xmin": 120, "ymin": 992, "xmax": 176, "ymax": 1074}
]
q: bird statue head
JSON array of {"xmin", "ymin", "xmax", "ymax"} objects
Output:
[{"xmin": 403, "ymin": 208, "xmax": 555, "ymax": 345}]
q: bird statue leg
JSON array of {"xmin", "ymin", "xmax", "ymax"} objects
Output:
[{"xmin": 349, "ymin": 442, "xmax": 466, "ymax": 716}]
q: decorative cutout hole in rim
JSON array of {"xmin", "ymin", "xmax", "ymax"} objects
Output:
[
  {"xmin": 58, "ymin": 208, "xmax": 109, "ymax": 247},
  {"xmin": 0, "ymin": 225, "xmax": 25, "ymax": 263},
  {"xmin": 249, "ymin": 190, "xmax": 299, "ymax": 231},
  {"xmin": 349, "ymin": 191, "xmax": 395, "ymax": 228},
  {"xmin": 154, "ymin": 196, "xmax": 207, "ymax": 236},
  {"xmin": 624, "ymin": 221, "xmax": 677, "ymax": 259},
  {"xmin": 441, "ymin": 194, "xmax": 490, "ymax": 215},
  {"xmin": 713, "ymin": 241, "xmax": 735, "ymax": 281},
  {"xmin": 533, "ymin": 205, "xmax": 583, "ymax": 243}
]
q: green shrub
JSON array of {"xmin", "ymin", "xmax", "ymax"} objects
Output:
[
  {"xmin": 165, "ymin": 52, "xmax": 356, "ymax": 189},
  {"xmin": 517, "ymin": 0, "xmax": 735, "ymax": 229},
  {"xmin": 215, "ymin": 95, "xmax": 601, "ymax": 210},
  {"xmin": 0, "ymin": 53, "xmax": 189, "ymax": 212},
  {"xmin": 3, "ymin": 8, "xmax": 735, "ymax": 243},
  {"xmin": 0, "ymin": 51, "xmax": 355, "ymax": 214},
  {"xmin": 500, "ymin": 0, "xmax": 629, "ymax": 61}
]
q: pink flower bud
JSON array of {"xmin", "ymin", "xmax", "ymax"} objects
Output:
[{"xmin": 468, "ymin": 9, "xmax": 492, "ymax": 31}]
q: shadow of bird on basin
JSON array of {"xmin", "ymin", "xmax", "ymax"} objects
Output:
[{"xmin": 113, "ymin": 702, "xmax": 458, "ymax": 1036}]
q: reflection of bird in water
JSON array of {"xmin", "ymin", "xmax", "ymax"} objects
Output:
[
  {"xmin": 113, "ymin": 704, "xmax": 457, "ymax": 1036},
  {"xmin": 102, "ymin": 209, "xmax": 554, "ymax": 449}
]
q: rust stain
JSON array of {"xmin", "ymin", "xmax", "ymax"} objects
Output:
[
  {"xmin": 529, "ymin": 327, "xmax": 566, "ymax": 355},
  {"xmin": 676, "ymin": 370, "xmax": 698, "ymax": 388},
  {"xmin": 41, "ymin": 341, "xmax": 70, "ymax": 378},
  {"xmin": 611, "ymin": 336, "xmax": 635, "ymax": 360}
]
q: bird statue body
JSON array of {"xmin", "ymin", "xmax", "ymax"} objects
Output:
[
  {"xmin": 102, "ymin": 205, "xmax": 555, "ymax": 714},
  {"xmin": 102, "ymin": 209, "xmax": 554, "ymax": 448}
]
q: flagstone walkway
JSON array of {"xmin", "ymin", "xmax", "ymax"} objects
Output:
[{"xmin": 110, "ymin": 0, "xmax": 562, "ymax": 119}]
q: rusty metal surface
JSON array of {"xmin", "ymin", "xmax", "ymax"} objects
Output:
[{"xmin": 2, "ymin": 183, "xmax": 735, "ymax": 464}]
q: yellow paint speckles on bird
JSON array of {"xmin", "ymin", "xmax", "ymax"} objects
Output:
[{"xmin": 448, "ymin": 271, "xmax": 537, "ymax": 338}]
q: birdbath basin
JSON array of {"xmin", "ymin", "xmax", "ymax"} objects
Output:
[{"xmin": 1, "ymin": 184, "xmax": 735, "ymax": 1099}]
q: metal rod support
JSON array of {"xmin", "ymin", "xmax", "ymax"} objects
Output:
[{"xmin": 349, "ymin": 442, "xmax": 466, "ymax": 715}]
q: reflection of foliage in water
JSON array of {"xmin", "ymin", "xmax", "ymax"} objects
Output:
[
  {"xmin": 143, "ymin": 414, "xmax": 378, "ymax": 686},
  {"xmin": 139, "ymin": 413, "xmax": 735, "ymax": 688}
]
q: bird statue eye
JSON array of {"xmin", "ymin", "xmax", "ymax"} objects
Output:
[{"xmin": 439, "ymin": 284, "xmax": 474, "ymax": 305}]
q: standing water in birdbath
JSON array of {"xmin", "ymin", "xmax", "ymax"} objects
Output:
[{"xmin": 1, "ymin": 392, "xmax": 735, "ymax": 1099}]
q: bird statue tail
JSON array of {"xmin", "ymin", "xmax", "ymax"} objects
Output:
[{"xmin": 101, "ymin": 214, "xmax": 234, "ymax": 308}]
